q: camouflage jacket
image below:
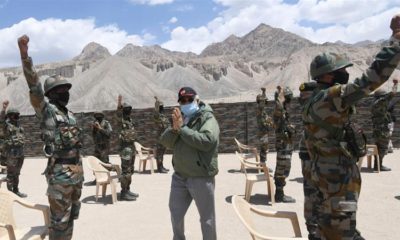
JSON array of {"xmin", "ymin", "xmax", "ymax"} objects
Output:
[
  {"xmin": 92, "ymin": 119, "xmax": 112, "ymax": 145},
  {"xmin": 21, "ymin": 57, "xmax": 83, "ymax": 185},
  {"xmin": 0, "ymin": 110, "xmax": 25, "ymax": 149},
  {"xmin": 273, "ymin": 99, "xmax": 293, "ymax": 138},
  {"xmin": 117, "ymin": 106, "xmax": 136, "ymax": 145},
  {"xmin": 256, "ymin": 106, "xmax": 272, "ymax": 134},
  {"xmin": 303, "ymin": 39, "xmax": 400, "ymax": 159},
  {"xmin": 371, "ymin": 94, "xmax": 393, "ymax": 129},
  {"xmin": 154, "ymin": 112, "xmax": 170, "ymax": 136}
]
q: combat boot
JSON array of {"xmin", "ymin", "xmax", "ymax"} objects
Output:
[
  {"xmin": 13, "ymin": 188, "xmax": 27, "ymax": 198},
  {"xmin": 120, "ymin": 190, "xmax": 136, "ymax": 201},
  {"xmin": 161, "ymin": 162, "xmax": 169, "ymax": 172},
  {"xmin": 157, "ymin": 162, "xmax": 168, "ymax": 173},
  {"xmin": 275, "ymin": 189, "xmax": 296, "ymax": 203},
  {"xmin": 374, "ymin": 158, "xmax": 391, "ymax": 171},
  {"xmin": 126, "ymin": 187, "xmax": 139, "ymax": 198}
]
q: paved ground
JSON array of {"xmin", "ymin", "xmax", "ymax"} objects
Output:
[{"xmin": 3, "ymin": 150, "xmax": 400, "ymax": 240}]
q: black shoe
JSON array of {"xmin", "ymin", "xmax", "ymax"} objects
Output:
[
  {"xmin": 162, "ymin": 166, "xmax": 169, "ymax": 172},
  {"xmin": 88, "ymin": 180, "xmax": 97, "ymax": 186},
  {"xmin": 120, "ymin": 191, "xmax": 136, "ymax": 201},
  {"xmin": 14, "ymin": 191, "xmax": 27, "ymax": 198},
  {"xmin": 157, "ymin": 168, "xmax": 168, "ymax": 173},
  {"xmin": 380, "ymin": 165, "xmax": 391, "ymax": 171},
  {"xmin": 126, "ymin": 190, "xmax": 139, "ymax": 198},
  {"xmin": 275, "ymin": 193, "xmax": 296, "ymax": 203}
]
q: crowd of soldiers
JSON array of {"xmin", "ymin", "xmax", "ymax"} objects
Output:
[{"xmin": 0, "ymin": 13, "xmax": 398, "ymax": 240}]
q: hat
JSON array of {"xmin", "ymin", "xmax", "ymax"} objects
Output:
[{"xmin": 178, "ymin": 87, "xmax": 197, "ymax": 102}]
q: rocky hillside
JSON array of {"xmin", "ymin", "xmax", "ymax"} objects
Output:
[{"xmin": 1, "ymin": 23, "xmax": 398, "ymax": 115}]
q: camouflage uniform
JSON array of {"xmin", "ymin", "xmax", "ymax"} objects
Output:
[
  {"xmin": 299, "ymin": 82, "xmax": 320, "ymax": 239},
  {"xmin": 273, "ymin": 87, "xmax": 295, "ymax": 202},
  {"xmin": 256, "ymin": 88, "xmax": 272, "ymax": 162},
  {"xmin": 117, "ymin": 104, "xmax": 137, "ymax": 199},
  {"xmin": 153, "ymin": 97, "xmax": 170, "ymax": 173},
  {"xmin": 0, "ymin": 108, "xmax": 26, "ymax": 196},
  {"xmin": 22, "ymin": 57, "xmax": 83, "ymax": 240},
  {"xmin": 371, "ymin": 87, "xmax": 397, "ymax": 170},
  {"xmin": 0, "ymin": 131, "xmax": 6, "ymax": 170},
  {"xmin": 92, "ymin": 114, "xmax": 113, "ymax": 163},
  {"xmin": 303, "ymin": 38, "xmax": 400, "ymax": 240}
]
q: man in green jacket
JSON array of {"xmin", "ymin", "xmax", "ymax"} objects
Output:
[{"xmin": 160, "ymin": 87, "xmax": 219, "ymax": 240}]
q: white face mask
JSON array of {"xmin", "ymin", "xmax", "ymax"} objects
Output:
[{"xmin": 180, "ymin": 101, "xmax": 199, "ymax": 118}]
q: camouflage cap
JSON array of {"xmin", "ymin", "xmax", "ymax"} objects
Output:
[
  {"xmin": 93, "ymin": 111, "xmax": 104, "ymax": 117},
  {"xmin": 283, "ymin": 87, "xmax": 293, "ymax": 98},
  {"xmin": 374, "ymin": 88, "xmax": 388, "ymax": 97},
  {"xmin": 44, "ymin": 75, "xmax": 72, "ymax": 96},
  {"xmin": 6, "ymin": 108, "xmax": 20, "ymax": 116},
  {"xmin": 122, "ymin": 103, "xmax": 132, "ymax": 110},
  {"xmin": 310, "ymin": 52, "xmax": 353, "ymax": 80}
]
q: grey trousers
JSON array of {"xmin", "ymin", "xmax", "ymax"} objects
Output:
[{"xmin": 169, "ymin": 173, "xmax": 217, "ymax": 240}]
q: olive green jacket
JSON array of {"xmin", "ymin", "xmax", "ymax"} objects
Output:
[{"xmin": 160, "ymin": 103, "xmax": 219, "ymax": 178}]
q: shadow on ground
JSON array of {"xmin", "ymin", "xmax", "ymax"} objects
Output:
[
  {"xmin": 225, "ymin": 194, "xmax": 273, "ymax": 206},
  {"xmin": 227, "ymin": 169, "xmax": 242, "ymax": 174},
  {"xmin": 289, "ymin": 177, "xmax": 303, "ymax": 183},
  {"xmin": 81, "ymin": 195, "xmax": 114, "ymax": 205},
  {"xmin": 395, "ymin": 196, "xmax": 400, "ymax": 201}
]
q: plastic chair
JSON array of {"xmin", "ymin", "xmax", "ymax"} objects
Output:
[
  {"xmin": 134, "ymin": 142, "xmax": 155, "ymax": 174},
  {"xmin": 86, "ymin": 156, "xmax": 118, "ymax": 204},
  {"xmin": 235, "ymin": 152, "xmax": 275, "ymax": 205},
  {"xmin": 232, "ymin": 195, "xmax": 306, "ymax": 240},
  {"xmin": 234, "ymin": 138, "xmax": 259, "ymax": 172},
  {"xmin": 0, "ymin": 188, "xmax": 50, "ymax": 240},
  {"xmin": 357, "ymin": 144, "xmax": 380, "ymax": 172}
]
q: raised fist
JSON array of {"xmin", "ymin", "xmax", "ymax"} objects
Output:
[
  {"xmin": 18, "ymin": 35, "xmax": 29, "ymax": 58},
  {"xmin": 2, "ymin": 100, "xmax": 9, "ymax": 110},
  {"xmin": 393, "ymin": 79, "xmax": 398, "ymax": 84},
  {"xmin": 390, "ymin": 14, "xmax": 400, "ymax": 39}
]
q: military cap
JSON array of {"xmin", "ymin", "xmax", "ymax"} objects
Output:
[
  {"xmin": 310, "ymin": 52, "xmax": 353, "ymax": 80},
  {"xmin": 44, "ymin": 75, "xmax": 71, "ymax": 96}
]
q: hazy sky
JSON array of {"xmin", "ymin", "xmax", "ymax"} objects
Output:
[{"xmin": 0, "ymin": 0, "xmax": 399, "ymax": 67}]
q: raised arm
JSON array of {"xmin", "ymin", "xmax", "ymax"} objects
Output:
[{"xmin": 18, "ymin": 35, "xmax": 46, "ymax": 116}]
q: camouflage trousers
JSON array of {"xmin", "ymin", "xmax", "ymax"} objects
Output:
[
  {"xmin": 94, "ymin": 143, "xmax": 110, "ymax": 164},
  {"xmin": 6, "ymin": 156, "xmax": 24, "ymax": 192},
  {"xmin": 155, "ymin": 143, "xmax": 166, "ymax": 163},
  {"xmin": 274, "ymin": 136, "xmax": 293, "ymax": 190},
  {"xmin": 47, "ymin": 182, "xmax": 82, "ymax": 240},
  {"xmin": 299, "ymin": 149, "xmax": 320, "ymax": 239},
  {"xmin": 374, "ymin": 134, "xmax": 390, "ymax": 158},
  {"xmin": 120, "ymin": 146, "xmax": 136, "ymax": 191},
  {"xmin": 258, "ymin": 133, "xmax": 269, "ymax": 163},
  {"xmin": 311, "ymin": 157, "xmax": 361, "ymax": 240}
]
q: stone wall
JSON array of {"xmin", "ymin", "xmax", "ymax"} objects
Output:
[{"xmin": 18, "ymin": 95, "xmax": 400, "ymax": 157}]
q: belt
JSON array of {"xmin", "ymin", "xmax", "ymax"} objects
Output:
[{"xmin": 54, "ymin": 157, "xmax": 79, "ymax": 165}]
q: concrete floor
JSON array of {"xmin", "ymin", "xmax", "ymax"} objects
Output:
[{"xmin": 4, "ymin": 150, "xmax": 400, "ymax": 240}]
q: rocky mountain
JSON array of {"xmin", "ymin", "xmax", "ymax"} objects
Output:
[{"xmin": 1, "ymin": 23, "xmax": 398, "ymax": 115}]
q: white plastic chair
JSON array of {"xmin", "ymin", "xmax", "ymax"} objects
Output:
[
  {"xmin": 86, "ymin": 156, "xmax": 118, "ymax": 204},
  {"xmin": 0, "ymin": 188, "xmax": 50, "ymax": 240},
  {"xmin": 134, "ymin": 142, "xmax": 155, "ymax": 174},
  {"xmin": 232, "ymin": 195, "xmax": 306, "ymax": 240}
]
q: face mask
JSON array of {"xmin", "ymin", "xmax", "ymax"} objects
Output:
[
  {"xmin": 159, "ymin": 105, "xmax": 164, "ymax": 113},
  {"xmin": 95, "ymin": 117, "xmax": 103, "ymax": 122},
  {"xmin": 180, "ymin": 102, "xmax": 199, "ymax": 118},
  {"xmin": 123, "ymin": 108, "xmax": 131, "ymax": 116},
  {"xmin": 9, "ymin": 115, "xmax": 19, "ymax": 123},
  {"xmin": 49, "ymin": 91, "xmax": 70, "ymax": 106},
  {"xmin": 332, "ymin": 71, "xmax": 349, "ymax": 85},
  {"xmin": 284, "ymin": 97, "xmax": 292, "ymax": 103}
]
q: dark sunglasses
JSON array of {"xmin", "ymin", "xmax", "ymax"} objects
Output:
[{"xmin": 179, "ymin": 97, "xmax": 194, "ymax": 105}]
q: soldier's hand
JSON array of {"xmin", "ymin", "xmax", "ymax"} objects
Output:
[
  {"xmin": 393, "ymin": 79, "xmax": 398, "ymax": 84},
  {"xmin": 172, "ymin": 107, "xmax": 183, "ymax": 131},
  {"xmin": 18, "ymin": 35, "xmax": 29, "ymax": 59},
  {"xmin": 117, "ymin": 94, "xmax": 122, "ymax": 106},
  {"xmin": 93, "ymin": 122, "xmax": 101, "ymax": 129},
  {"xmin": 390, "ymin": 14, "xmax": 400, "ymax": 39},
  {"xmin": 2, "ymin": 100, "xmax": 9, "ymax": 110}
]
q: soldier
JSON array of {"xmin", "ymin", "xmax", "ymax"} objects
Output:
[
  {"xmin": 298, "ymin": 82, "xmax": 320, "ymax": 239},
  {"xmin": 256, "ymin": 87, "xmax": 272, "ymax": 163},
  {"xmin": 371, "ymin": 80, "xmax": 398, "ymax": 171},
  {"xmin": 0, "ymin": 121, "xmax": 6, "ymax": 173},
  {"xmin": 117, "ymin": 95, "xmax": 139, "ymax": 201},
  {"xmin": 302, "ymin": 15, "xmax": 400, "ymax": 240},
  {"xmin": 18, "ymin": 35, "xmax": 84, "ymax": 240},
  {"xmin": 153, "ymin": 96, "xmax": 169, "ymax": 173},
  {"xmin": 273, "ymin": 86, "xmax": 296, "ymax": 203},
  {"xmin": 0, "ymin": 101, "xmax": 27, "ymax": 198},
  {"xmin": 91, "ymin": 111, "xmax": 113, "ymax": 164}
]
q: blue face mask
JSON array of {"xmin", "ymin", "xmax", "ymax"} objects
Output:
[{"xmin": 180, "ymin": 102, "xmax": 199, "ymax": 118}]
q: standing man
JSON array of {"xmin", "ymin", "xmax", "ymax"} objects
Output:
[
  {"xmin": 0, "ymin": 101, "xmax": 27, "ymax": 198},
  {"xmin": 303, "ymin": 15, "xmax": 400, "ymax": 240},
  {"xmin": 153, "ymin": 96, "xmax": 169, "ymax": 173},
  {"xmin": 160, "ymin": 87, "xmax": 220, "ymax": 240},
  {"xmin": 273, "ymin": 86, "xmax": 296, "ymax": 203},
  {"xmin": 117, "ymin": 95, "xmax": 138, "ymax": 201},
  {"xmin": 92, "ymin": 111, "xmax": 113, "ymax": 164},
  {"xmin": 256, "ymin": 87, "xmax": 272, "ymax": 163},
  {"xmin": 371, "ymin": 80, "xmax": 398, "ymax": 171},
  {"xmin": 18, "ymin": 35, "xmax": 84, "ymax": 240}
]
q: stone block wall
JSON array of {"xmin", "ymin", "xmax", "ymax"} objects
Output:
[{"xmin": 18, "ymin": 96, "xmax": 400, "ymax": 157}]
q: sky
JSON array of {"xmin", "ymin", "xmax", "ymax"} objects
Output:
[{"xmin": 0, "ymin": 0, "xmax": 399, "ymax": 67}]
